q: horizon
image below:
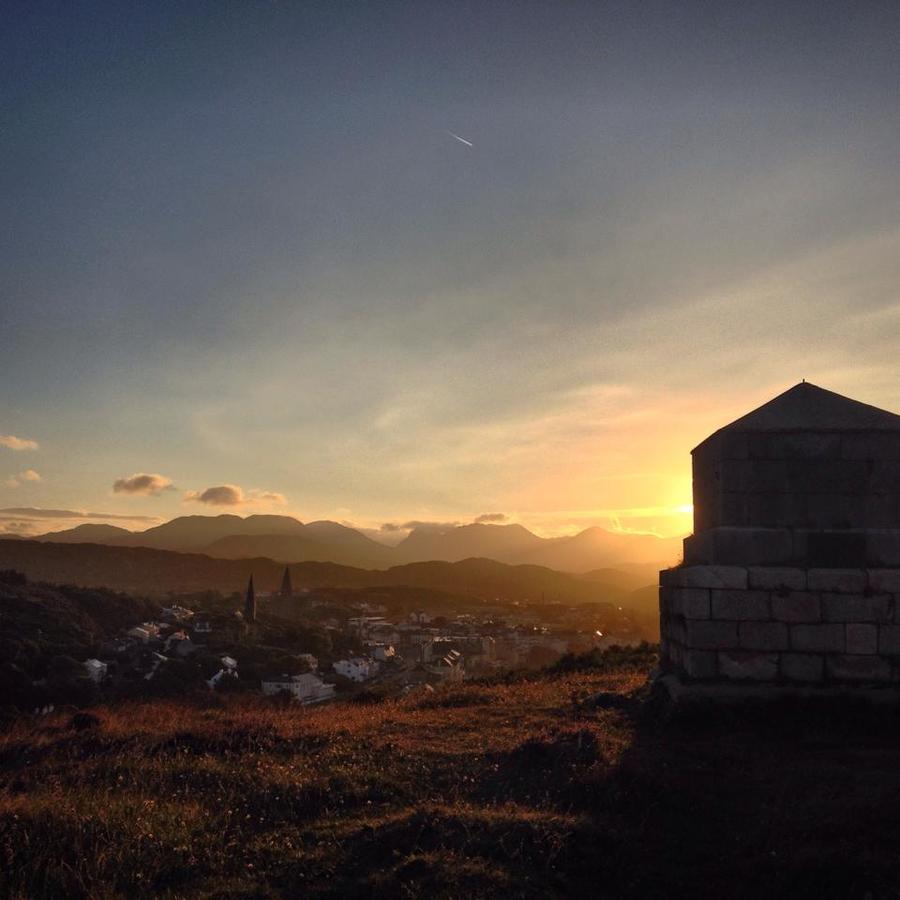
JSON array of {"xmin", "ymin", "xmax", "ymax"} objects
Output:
[
  {"xmin": 3, "ymin": 2, "xmax": 900, "ymax": 546},
  {"xmin": 0, "ymin": 507, "xmax": 688, "ymax": 545}
]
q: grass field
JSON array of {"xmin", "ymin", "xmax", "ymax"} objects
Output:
[{"xmin": 3, "ymin": 649, "xmax": 900, "ymax": 898}]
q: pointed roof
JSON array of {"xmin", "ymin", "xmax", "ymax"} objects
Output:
[
  {"xmin": 280, "ymin": 566, "xmax": 293, "ymax": 597},
  {"xmin": 705, "ymin": 382, "xmax": 900, "ymax": 440}
]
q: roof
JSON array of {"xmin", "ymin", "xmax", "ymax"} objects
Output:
[{"xmin": 701, "ymin": 382, "xmax": 900, "ymax": 445}]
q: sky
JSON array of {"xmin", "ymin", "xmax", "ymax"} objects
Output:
[{"xmin": 2, "ymin": 0, "xmax": 900, "ymax": 541}]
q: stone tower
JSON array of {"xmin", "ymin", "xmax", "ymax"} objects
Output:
[
  {"xmin": 279, "ymin": 566, "xmax": 293, "ymax": 599},
  {"xmin": 660, "ymin": 382, "xmax": 900, "ymax": 694},
  {"xmin": 244, "ymin": 574, "xmax": 257, "ymax": 624}
]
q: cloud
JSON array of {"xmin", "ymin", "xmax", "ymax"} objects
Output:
[
  {"xmin": 400, "ymin": 520, "xmax": 460, "ymax": 532},
  {"xmin": 0, "ymin": 435, "xmax": 39, "ymax": 451},
  {"xmin": 185, "ymin": 484, "xmax": 245, "ymax": 506},
  {"xmin": 4, "ymin": 469, "xmax": 42, "ymax": 489},
  {"xmin": 183, "ymin": 485, "xmax": 287, "ymax": 507},
  {"xmin": 474, "ymin": 512, "xmax": 508, "ymax": 524},
  {"xmin": 379, "ymin": 522, "xmax": 402, "ymax": 533},
  {"xmin": 0, "ymin": 507, "xmax": 159, "ymax": 522},
  {"xmin": 113, "ymin": 472, "xmax": 175, "ymax": 496},
  {"xmin": 253, "ymin": 490, "xmax": 287, "ymax": 505}
]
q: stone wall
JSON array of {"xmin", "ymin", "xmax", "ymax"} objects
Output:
[{"xmin": 660, "ymin": 565, "xmax": 900, "ymax": 685}]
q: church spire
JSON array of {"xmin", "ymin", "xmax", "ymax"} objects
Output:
[
  {"xmin": 244, "ymin": 574, "xmax": 256, "ymax": 624},
  {"xmin": 279, "ymin": 566, "xmax": 293, "ymax": 599}
]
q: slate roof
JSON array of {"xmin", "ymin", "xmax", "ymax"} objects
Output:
[{"xmin": 710, "ymin": 382, "xmax": 900, "ymax": 435}]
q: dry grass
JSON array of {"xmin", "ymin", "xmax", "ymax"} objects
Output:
[
  {"xmin": 0, "ymin": 670, "xmax": 643, "ymax": 898},
  {"xmin": 6, "ymin": 662, "xmax": 900, "ymax": 898}
]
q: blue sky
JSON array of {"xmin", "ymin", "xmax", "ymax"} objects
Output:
[{"xmin": 2, "ymin": 1, "xmax": 899, "ymax": 538}]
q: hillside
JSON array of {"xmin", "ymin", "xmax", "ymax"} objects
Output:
[
  {"xmin": 0, "ymin": 539, "xmax": 649, "ymax": 605},
  {"xmin": 32, "ymin": 515, "xmax": 682, "ymax": 574},
  {"xmin": 3, "ymin": 652, "xmax": 899, "ymax": 897}
]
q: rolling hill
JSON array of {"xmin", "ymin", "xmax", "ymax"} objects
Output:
[{"xmin": 0, "ymin": 539, "xmax": 651, "ymax": 606}]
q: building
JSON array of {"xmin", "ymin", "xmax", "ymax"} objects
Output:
[
  {"xmin": 261, "ymin": 673, "xmax": 336, "ymax": 703},
  {"xmin": 295, "ymin": 653, "xmax": 318, "ymax": 671},
  {"xmin": 660, "ymin": 382, "xmax": 900, "ymax": 695},
  {"xmin": 365, "ymin": 643, "xmax": 396, "ymax": 662},
  {"xmin": 83, "ymin": 658, "xmax": 107, "ymax": 683},
  {"xmin": 207, "ymin": 656, "xmax": 238, "ymax": 689},
  {"xmin": 244, "ymin": 575, "xmax": 257, "ymax": 624},
  {"xmin": 127, "ymin": 623, "xmax": 160, "ymax": 643},
  {"xmin": 164, "ymin": 631, "xmax": 197, "ymax": 657},
  {"xmin": 333, "ymin": 657, "xmax": 379, "ymax": 682},
  {"xmin": 279, "ymin": 566, "xmax": 293, "ymax": 599}
]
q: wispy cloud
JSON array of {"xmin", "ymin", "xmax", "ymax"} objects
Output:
[
  {"xmin": 0, "ymin": 507, "xmax": 160, "ymax": 522},
  {"xmin": 113, "ymin": 472, "xmax": 175, "ymax": 496},
  {"xmin": 474, "ymin": 512, "xmax": 508, "ymax": 524},
  {"xmin": 0, "ymin": 435, "xmax": 39, "ymax": 451}
]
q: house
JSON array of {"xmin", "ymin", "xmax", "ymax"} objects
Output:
[
  {"xmin": 164, "ymin": 631, "xmax": 197, "ymax": 657},
  {"xmin": 261, "ymin": 673, "xmax": 336, "ymax": 703},
  {"xmin": 83, "ymin": 658, "xmax": 107, "ymax": 683},
  {"xmin": 161, "ymin": 605, "xmax": 194, "ymax": 622},
  {"xmin": 333, "ymin": 657, "xmax": 379, "ymax": 682},
  {"xmin": 365, "ymin": 643, "xmax": 396, "ymax": 663},
  {"xmin": 207, "ymin": 657, "xmax": 239, "ymax": 689},
  {"xmin": 127, "ymin": 625, "xmax": 154, "ymax": 644}
]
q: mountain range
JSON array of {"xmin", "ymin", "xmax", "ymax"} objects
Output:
[{"xmin": 24, "ymin": 515, "xmax": 682, "ymax": 574}]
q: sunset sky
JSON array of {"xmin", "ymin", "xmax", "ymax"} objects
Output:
[{"xmin": 2, "ymin": 1, "xmax": 900, "ymax": 540}]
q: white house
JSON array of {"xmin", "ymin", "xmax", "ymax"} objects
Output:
[
  {"xmin": 261, "ymin": 673, "xmax": 336, "ymax": 703},
  {"xmin": 208, "ymin": 657, "xmax": 238, "ymax": 689},
  {"xmin": 365, "ymin": 643, "xmax": 396, "ymax": 663},
  {"xmin": 83, "ymin": 658, "xmax": 107, "ymax": 683},
  {"xmin": 333, "ymin": 657, "xmax": 379, "ymax": 682}
]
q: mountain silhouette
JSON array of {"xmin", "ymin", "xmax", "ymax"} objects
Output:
[{"xmin": 31, "ymin": 514, "xmax": 682, "ymax": 573}]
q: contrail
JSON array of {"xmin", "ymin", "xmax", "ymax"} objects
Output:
[{"xmin": 447, "ymin": 131, "xmax": 473, "ymax": 147}]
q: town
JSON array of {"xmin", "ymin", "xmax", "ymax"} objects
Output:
[{"xmin": 72, "ymin": 566, "xmax": 645, "ymax": 707}]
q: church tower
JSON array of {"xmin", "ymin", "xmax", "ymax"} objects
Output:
[
  {"xmin": 279, "ymin": 566, "xmax": 293, "ymax": 599},
  {"xmin": 244, "ymin": 575, "xmax": 257, "ymax": 624}
]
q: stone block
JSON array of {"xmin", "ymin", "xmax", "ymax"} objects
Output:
[
  {"xmin": 665, "ymin": 617, "xmax": 686, "ymax": 645},
  {"xmin": 869, "ymin": 461, "xmax": 900, "ymax": 493},
  {"xmin": 669, "ymin": 565, "xmax": 748, "ymax": 590},
  {"xmin": 841, "ymin": 433, "xmax": 900, "ymax": 461},
  {"xmin": 658, "ymin": 586, "xmax": 672, "ymax": 617},
  {"xmin": 821, "ymin": 593, "xmax": 892, "ymax": 623},
  {"xmin": 682, "ymin": 649, "xmax": 718, "ymax": 680},
  {"xmin": 682, "ymin": 531, "xmax": 713, "ymax": 565},
  {"xmin": 771, "ymin": 592, "xmax": 821, "ymax": 623},
  {"xmin": 845, "ymin": 623, "xmax": 878, "ymax": 655},
  {"xmin": 686, "ymin": 620, "xmax": 739, "ymax": 650},
  {"xmin": 826, "ymin": 655, "xmax": 891, "ymax": 683},
  {"xmin": 748, "ymin": 567, "xmax": 807, "ymax": 591},
  {"xmin": 711, "ymin": 589, "xmax": 769, "ymax": 620},
  {"xmin": 867, "ymin": 534, "xmax": 900, "ymax": 568},
  {"xmin": 879, "ymin": 625, "xmax": 900, "ymax": 655},
  {"xmin": 739, "ymin": 621, "xmax": 789, "ymax": 651},
  {"xmin": 869, "ymin": 569, "xmax": 900, "ymax": 595},
  {"xmin": 791, "ymin": 624, "xmax": 845, "ymax": 653},
  {"xmin": 780, "ymin": 653, "xmax": 825, "ymax": 683},
  {"xmin": 808, "ymin": 569, "xmax": 868, "ymax": 593},
  {"xmin": 671, "ymin": 587, "xmax": 710, "ymax": 619},
  {"xmin": 718, "ymin": 650, "xmax": 778, "ymax": 681},
  {"xmin": 710, "ymin": 527, "xmax": 794, "ymax": 566}
]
